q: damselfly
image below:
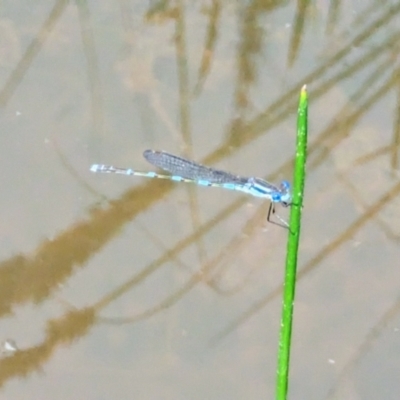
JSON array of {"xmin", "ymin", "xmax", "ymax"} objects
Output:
[{"xmin": 90, "ymin": 150, "xmax": 292, "ymax": 228}]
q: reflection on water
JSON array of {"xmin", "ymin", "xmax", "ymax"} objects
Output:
[{"xmin": 0, "ymin": 1, "xmax": 400, "ymax": 399}]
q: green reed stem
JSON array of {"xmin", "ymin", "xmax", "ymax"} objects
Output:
[{"xmin": 276, "ymin": 85, "xmax": 308, "ymax": 399}]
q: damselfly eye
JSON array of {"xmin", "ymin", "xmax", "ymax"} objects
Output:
[
  {"xmin": 272, "ymin": 193, "xmax": 281, "ymax": 202},
  {"xmin": 280, "ymin": 180, "xmax": 290, "ymax": 191}
]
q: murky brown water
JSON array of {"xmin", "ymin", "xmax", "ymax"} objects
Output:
[{"xmin": 0, "ymin": 1, "xmax": 399, "ymax": 399}]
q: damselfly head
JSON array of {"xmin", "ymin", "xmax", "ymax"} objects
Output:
[{"xmin": 278, "ymin": 180, "xmax": 292, "ymax": 206}]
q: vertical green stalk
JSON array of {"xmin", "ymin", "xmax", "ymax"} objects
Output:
[{"xmin": 276, "ymin": 85, "xmax": 308, "ymax": 399}]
